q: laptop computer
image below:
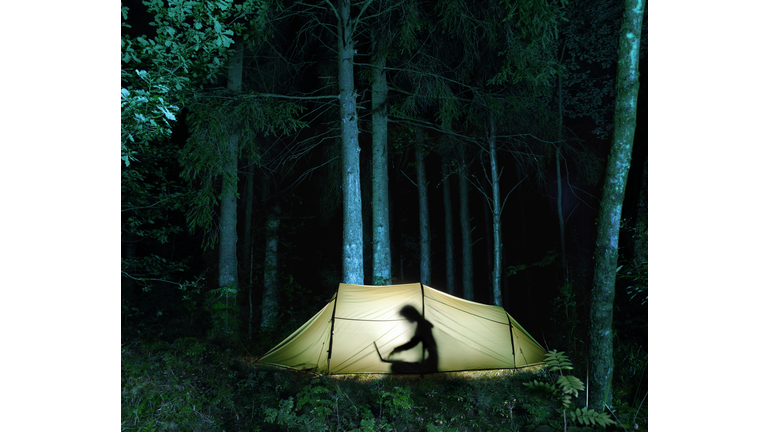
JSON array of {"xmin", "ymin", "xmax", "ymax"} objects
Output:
[{"xmin": 373, "ymin": 341, "xmax": 397, "ymax": 363}]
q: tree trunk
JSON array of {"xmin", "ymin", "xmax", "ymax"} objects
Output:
[
  {"xmin": 338, "ymin": 0, "xmax": 364, "ymax": 285},
  {"xmin": 216, "ymin": 37, "xmax": 243, "ymax": 334},
  {"xmin": 415, "ymin": 129, "xmax": 431, "ymax": 286},
  {"xmin": 459, "ymin": 144, "xmax": 474, "ymax": 301},
  {"xmin": 588, "ymin": 0, "xmax": 645, "ymax": 410},
  {"xmin": 488, "ymin": 114, "xmax": 503, "ymax": 306},
  {"xmin": 261, "ymin": 198, "xmax": 280, "ymax": 329},
  {"xmin": 555, "ymin": 145, "xmax": 567, "ymax": 282},
  {"xmin": 556, "ymin": 45, "xmax": 568, "ymax": 284},
  {"xmin": 483, "ymin": 183, "xmax": 493, "ymax": 296},
  {"xmin": 441, "ymin": 155, "xmax": 455, "ymax": 295},
  {"xmin": 242, "ymin": 162, "xmax": 255, "ymax": 337},
  {"xmin": 371, "ymin": 31, "xmax": 391, "ymax": 285}
]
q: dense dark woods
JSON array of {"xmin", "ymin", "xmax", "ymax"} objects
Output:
[{"xmin": 122, "ymin": 0, "xmax": 648, "ymax": 429}]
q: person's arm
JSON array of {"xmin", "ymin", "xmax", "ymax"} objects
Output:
[{"xmin": 388, "ymin": 336, "xmax": 421, "ymax": 358}]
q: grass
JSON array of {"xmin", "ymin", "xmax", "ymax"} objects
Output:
[{"xmin": 122, "ymin": 337, "xmax": 647, "ymax": 431}]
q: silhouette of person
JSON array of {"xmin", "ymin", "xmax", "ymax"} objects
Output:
[{"xmin": 387, "ymin": 305, "xmax": 439, "ymax": 374}]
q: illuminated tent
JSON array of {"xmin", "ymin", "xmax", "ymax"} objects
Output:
[{"xmin": 258, "ymin": 283, "xmax": 546, "ymax": 374}]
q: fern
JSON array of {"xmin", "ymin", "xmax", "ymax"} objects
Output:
[
  {"xmin": 557, "ymin": 375, "xmax": 584, "ymax": 397},
  {"xmin": 544, "ymin": 350, "xmax": 574, "ymax": 372},
  {"xmin": 570, "ymin": 407, "xmax": 614, "ymax": 427},
  {"xmin": 524, "ymin": 350, "xmax": 615, "ymax": 429},
  {"xmin": 523, "ymin": 380, "xmax": 558, "ymax": 396}
]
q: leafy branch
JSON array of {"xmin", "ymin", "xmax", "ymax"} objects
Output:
[{"xmin": 523, "ymin": 350, "xmax": 615, "ymax": 431}]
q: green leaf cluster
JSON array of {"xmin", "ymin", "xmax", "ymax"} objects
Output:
[
  {"xmin": 524, "ymin": 350, "xmax": 616, "ymax": 429},
  {"xmin": 179, "ymin": 92, "xmax": 307, "ymax": 250},
  {"xmin": 121, "ymin": 0, "xmax": 270, "ymax": 165}
]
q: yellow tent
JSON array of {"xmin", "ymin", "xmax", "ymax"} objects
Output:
[{"xmin": 258, "ymin": 283, "xmax": 546, "ymax": 374}]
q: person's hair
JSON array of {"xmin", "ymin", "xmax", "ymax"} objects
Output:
[{"xmin": 399, "ymin": 305, "xmax": 422, "ymax": 322}]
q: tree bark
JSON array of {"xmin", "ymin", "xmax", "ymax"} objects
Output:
[
  {"xmin": 415, "ymin": 129, "xmax": 431, "ymax": 286},
  {"xmin": 371, "ymin": 30, "xmax": 391, "ymax": 285},
  {"xmin": 216, "ymin": 37, "xmax": 243, "ymax": 334},
  {"xmin": 588, "ymin": 0, "xmax": 645, "ymax": 411},
  {"xmin": 459, "ymin": 144, "xmax": 473, "ymax": 301},
  {"xmin": 242, "ymin": 162, "xmax": 255, "ymax": 337},
  {"xmin": 556, "ymin": 45, "xmax": 568, "ymax": 283},
  {"xmin": 338, "ymin": 0, "xmax": 364, "ymax": 285},
  {"xmin": 441, "ymin": 155, "xmax": 455, "ymax": 295},
  {"xmin": 261, "ymin": 198, "xmax": 280, "ymax": 329},
  {"xmin": 488, "ymin": 113, "xmax": 503, "ymax": 306},
  {"xmin": 555, "ymin": 145, "xmax": 567, "ymax": 282}
]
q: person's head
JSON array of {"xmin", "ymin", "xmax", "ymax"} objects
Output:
[{"xmin": 399, "ymin": 305, "xmax": 422, "ymax": 323}]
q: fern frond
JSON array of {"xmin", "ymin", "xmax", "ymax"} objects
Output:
[
  {"xmin": 544, "ymin": 350, "xmax": 574, "ymax": 372},
  {"xmin": 569, "ymin": 407, "xmax": 615, "ymax": 427},
  {"xmin": 557, "ymin": 375, "xmax": 585, "ymax": 397},
  {"xmin": 561, "ymin": 394, "xmax": 573, "ymax": 410},
  {"xmin": 522, "ymin": 380, "xmax": 558, "ymax": 396}
]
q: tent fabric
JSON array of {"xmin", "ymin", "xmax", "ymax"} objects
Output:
[{"xmin": 258, "ymin": 283, "xmax": 546, "ymax": 374}]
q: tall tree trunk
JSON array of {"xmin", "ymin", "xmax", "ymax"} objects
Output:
[
  {"xmin": 441, "ymin": 155, "xmax": 455, "ymax": 295},
  {"xmin": 459, "ymin": 144, "xmax": 474, "ymax": 301},
  {"xmin": 371, "ymin": 30, "xmax": 391, "ymax": 285},
  {"xmin": 261, "ymin": 197, "xmax": 280, "ymax": 329},
  {"xmin": 588, "ymin": 0, "xmax": 645, "ymax": 410},
  {"xmin": 242, "ymin": 162, "xmax": 255, "ymax": 337},
  {"xmin": 555, "ymin": 146, "xmax": 567, "ymax": 282},
  {"xmin": 483, "ymin": 183, "xmax": 493, "ymax": 295},
  {"xmin": 556, "ymin": 44, "xmax": 568, "ymax": 284},
  {"xmin": 488, "ymin": 113, "xmax": 503, "ymax": 306},
  {"xmin": 217, "ymin": 37, "xmax": 243, "ymax": 334},
  {"xmin": 415, "ymin": 129, "xmax": 431, "ymax": 286},
  {"xmin": 337, "ymin": 0, "xmax": 364, "ymax": 285}
]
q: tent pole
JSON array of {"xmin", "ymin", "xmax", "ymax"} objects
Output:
[
  {"xmin": 326, "ymin": 285, "xmax": 341, "ymax": 374},
  {"xmin": 420, "ymin": 283, "xmax": 426, "ymax": 317},
  {"xmin": 507, "ymin": 314, "xmax": 517, "ymax": 368}
]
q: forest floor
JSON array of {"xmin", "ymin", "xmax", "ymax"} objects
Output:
[{"xmin": 121, "ymin": 336, "xmax": 647, "ymax": 431}]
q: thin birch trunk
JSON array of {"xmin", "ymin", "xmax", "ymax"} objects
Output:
[{"xmin": 488, "ymin": 114, "xmax": 502, "ymax": 306}]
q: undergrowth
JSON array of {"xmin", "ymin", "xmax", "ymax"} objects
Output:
[{"xmin": 122, "ymin": 338, "xmax": 647, "ymax": 431}]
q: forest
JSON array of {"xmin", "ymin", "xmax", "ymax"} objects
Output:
[{"xmin": 121, "ymin": 0, "xmax": 647, "ymax": 430}]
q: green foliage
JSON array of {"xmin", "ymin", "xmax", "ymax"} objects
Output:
[
  {"xmin": 206, "ymin": 283, "xmax": 239, "ymax": 334},
  {"xmin": 179, "ymin": 93, "xmax": 307, "ymax": 250},
  {"xmin": 524, "ymin": 350, "xmax": 616, "ymax": 430},
  {"xmin": 121, "ymin": 338, "xmax": 237, "ymax": 431},
  {"xmin": 489, "ymin": 0, "xmax": 568, "ymax": 86},
  {"xmin": 123, "ymin": 338, "xmax": 650, "ymax": 432},
  {"xmin": 618, "ymin": 218, "xmax": 648, "ymax": 305},
  {"xmin": 543, "ymin": 349, "xmax": 574, "ymax": 372},
  {"xmin": 570, "ymin": 406, "xmax": 613, "ymax": 428},
  {"xmin": 121, "ymin": 0, "xmax": 270, "ymax": 165}
]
